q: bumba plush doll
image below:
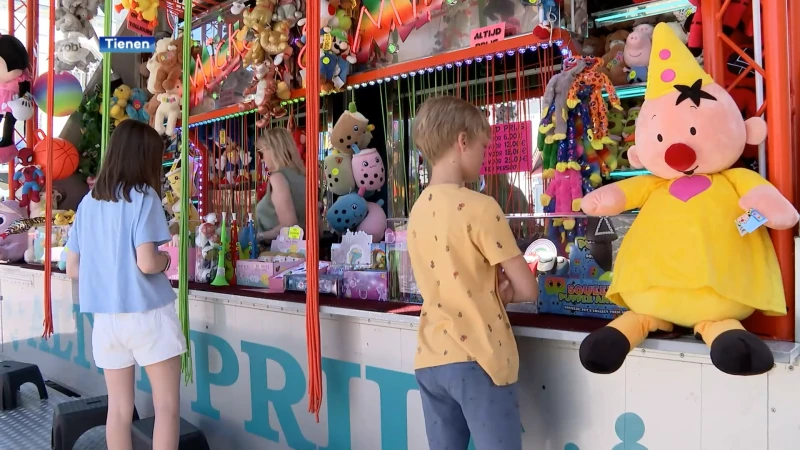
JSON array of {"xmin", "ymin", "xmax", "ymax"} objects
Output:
[
  {"xmin": 0, "ymin": 35, "xmax": 34, "ymax": 164},
  {"xmin": 579, "ymin": 24, "xmax": 799, "ymax": 377}
]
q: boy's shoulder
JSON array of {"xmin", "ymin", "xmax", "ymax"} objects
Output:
[{"xmin": 417, "ymin": 185, "xmax": 500, "ymax": 207}]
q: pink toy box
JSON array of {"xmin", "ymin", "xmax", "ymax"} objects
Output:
[
  {"xmin": 159, "ymin": 244, "xmax": 197, "ymax": 281},
  {"xmin": 343, "ymin": 270, "xmax": 389, "ymax": 301},
  {"xmin": 236, "ymin": 259, "xmax": 303, "ymax": 288}
]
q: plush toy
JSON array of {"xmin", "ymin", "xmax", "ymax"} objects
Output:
[
  {"xmin": 566, "ymin": 57, "xmax": 622, "ymax": 149},
  {"xmin": 153, "ymin": 77, "xmax": 182, "ymax": 136},
  {"xmin": 579, "ymin": 24, "xmax": 799, "ymax": 377},
  {"xmin": 623, "ymin": 24, "xmax": 654, "ymax": 84},
  {"xmin": 242, "ymin": 61, "xmax": 286, "ymax": 126},
  {"xmin": 145, "ymin": 37, "xmax": 174, "ymax": 94},
  {"xmin": 580, "ymin": 35, "xmax": 605, "ymax": 57},
  {"xmin": 351, "ymin": 146, "xmax": 385, "ymax": 192},
  {"xmin": 599, "ymin": 30, "xmax": 629, "ymax": 86},
  {"xmin": 164, "ymin": 160, "xmax": 201, "ymax": 234},
  {"xmin": 107, "ymin": 84, "xmax": 132, "ymax": 125},
  {"xmin": 326, "ymin": 187, "xmax": 369, "ymax": 234},
  {"xmin": 541, "ymin": 168, "xmax": 582, "ymax": 214},
  {"xmin": 231, "ymin": 1, "xmax": 246, "ymax": 14},
  {"xmin": 323, "ymin": 152, "xmax": 355, "ymax": 195},
  {"xmin": 215, "ymin": 142, "xmax": 252, "ymax": 185},
  {"xmin": 125, "ymin": 87, "xmax": 150, "ymax": 122},
  {"xmin": 262, "ymin": 20, "xmax": 293, "ymax": 66},
  {"xmin": 12, "ymin": 148, "xmax": 44, "ymax": 208},
  {"xmin": 0, "ymin": 35, "xmax": 33, "ymax": 164},
  {"xmin": 539, "ymin": 58, "xmax": 587, "ymax": 146},
  {"xmin": 273, "ymin": 0, "xmax": 303, "ymax": 26},
  {"xmin": 356, "ymin": 200, "xmax": 387, "ymax": 243},
  {"xmin": 133, "ymin": 0, "xmax": 159, "ymax": 25},
  {"xmin": 331, "ymin": 102, "xmax": 374, "ymax": 154},
  {"xmin": 0, "ymin": 201, "xmax": 31, "ymax": 262},
  {"xmin": 329, "ymin": 31, "xmax": 358, "ymax": 89},
  {"xmin": 54, "ymin": 35, "xmax": 98, "ymax": 73},
  {"xmin": 687, "ymin": 0, "xmax": 751, "ymax": 56}
]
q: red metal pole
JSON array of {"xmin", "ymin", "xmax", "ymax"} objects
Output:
[
  {"xmin": 42, "ymin": 0, "xmax": 55, "ymax": 338},
  {"xmin": 762, "ymin": 0, "xmax": 795, "ymax": 340}
]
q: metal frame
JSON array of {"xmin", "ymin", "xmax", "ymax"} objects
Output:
[{"xmin": 702, "ymin": 0, "xmax": 796, "ymax": 341}]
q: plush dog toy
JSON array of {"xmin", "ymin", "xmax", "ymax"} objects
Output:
[{"xmin": 579, "ymin": 24, "xmax": 799, "ymax": 377}]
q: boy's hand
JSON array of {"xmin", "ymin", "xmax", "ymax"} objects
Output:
[{"xmin": 497, "ymin": 269, "xmax": 514, "ymax": 305}]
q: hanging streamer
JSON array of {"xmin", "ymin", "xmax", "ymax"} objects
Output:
[
  {"xmin": 42, "ymin": 0, "xmax": 57, "ymax": 339},
  {"xmin": 179, "ymin": 9, "xmax": 194, "ymax": 385},
  {"xmin": 304, "ymin": 0, "xmax": 323, "ymax": 421}
]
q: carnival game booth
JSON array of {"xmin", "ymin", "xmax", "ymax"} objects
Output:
[{"xmin": 3, "ymin": 0, "xmax": 800, "ymax": 449}]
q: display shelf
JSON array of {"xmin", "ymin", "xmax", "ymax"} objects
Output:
[
  {"xmin": 609, "ymin": 169, "xmax": 651, "ymax": 178},
  {"xmin": 187, "ymin": 29, "xmax": 577, "ymax": 126},
  {"xmin": 592, "ymin": 0, "xmax": 694, "ymax": 27}
]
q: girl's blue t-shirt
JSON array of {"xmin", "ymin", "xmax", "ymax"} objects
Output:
[{"xmin": 66, "ymin": 186, "xmax": 176, "ymax": 314}]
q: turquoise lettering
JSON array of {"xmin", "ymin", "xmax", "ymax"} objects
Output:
[
  {"xmin": 137, "ymin": 367, "xmax": 152, "ymax": 393},
  {"xmin": 72, "ymin": 304, "xmax": 102, "ymax": 373},
  {"xmin": 190, "ymin": 330, "xmax": 239, "ymax": 420},
  {"xmin": 365, "ymin": 366, "xmax": 418, "ymax": 450},
  {"xmin": 320, "ymin": 358, "xmax": 359, "ymax": 450},
  {"xmin": 241, "ymin": 341, "xmax": 314, "ymax": 450}
]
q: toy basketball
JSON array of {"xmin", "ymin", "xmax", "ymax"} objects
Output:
[
  {"xmin": 32, "ymin": 130, "xmax": 80, "ymax": 180},
  {"xmin": 31, "ymin": 73, "xmax": 83, "ymax": 117}
]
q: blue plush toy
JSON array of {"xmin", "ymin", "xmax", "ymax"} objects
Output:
[
  {"xmin": 326, "ymin": 187, "xmax": 368, "ymax": 234},
  {"xmin": 125, "ymin": 87, "xmax": 150, "ymax": 123}
]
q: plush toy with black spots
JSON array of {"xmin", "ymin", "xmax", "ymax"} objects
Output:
[{"xmin": 0, "ymin": 35, "xmax": 34, "ymax": 164}]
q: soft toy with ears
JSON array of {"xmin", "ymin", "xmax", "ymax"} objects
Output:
[
  {"xmin": 154, "ymin": 77, "xmax": 182, "ymax": 136},
  {"xmin": 579, "ymin": 24, "xmax": 799, "ymax": 377},
  {"xmin": 599, "ymin": 30, "xmax": 629, "ymax": 86}
]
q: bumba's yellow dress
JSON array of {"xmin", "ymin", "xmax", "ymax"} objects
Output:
[{"xmin": 608, "ymin": 169, "xmax": 786, "ymax": 327}]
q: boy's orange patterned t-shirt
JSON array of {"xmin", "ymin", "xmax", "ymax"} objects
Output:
[{"xmin": 408, "ymin": 184, "xmax": 522, "ymax": 386}]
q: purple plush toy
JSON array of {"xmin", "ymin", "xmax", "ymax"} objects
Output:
[{"xmin": 0, "ymin": 200, "xmax": 30, "ymax": 262}]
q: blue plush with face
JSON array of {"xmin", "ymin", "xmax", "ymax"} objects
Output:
[{"xmin": 327, "ymin": 192, "xmax": 368, "ymax": 233}]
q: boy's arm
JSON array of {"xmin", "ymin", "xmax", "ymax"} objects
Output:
[
  {"xmin": 470, "ymin": 199, "xmax": 538, "ymax": 303},
  {"xmin": 723, "ymin": 168, "xmax": 800, "ymax": 230}
]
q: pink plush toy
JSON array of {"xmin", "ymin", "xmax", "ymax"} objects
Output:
[
  {"xmin": 541, "ymin": 168, "xmax": 583, "ymax": 214},
  {"xmin": 579, "ymin": 24, "xmax": 799, "ymax": 377},
  {"xmin": 351, "ymin": 146, "xmax": 385, "ymax": 192},
  {"xmin": 356, "ymin": 200, "xmax": 386, "ymax": 243},
  {"xmin": 0, "ymin": 200, "xmax": 30, "ymax": 262},
  {"xmin": 623, "ymin": 24, "xmax": 653, "ymax": 84}
]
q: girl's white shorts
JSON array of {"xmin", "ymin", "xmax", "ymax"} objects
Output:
[{"xmin": 92, "ymin": 301, "xmax": 187, "ymax": 370}]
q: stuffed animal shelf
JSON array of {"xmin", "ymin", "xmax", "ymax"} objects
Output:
[{"xmin": 578, "ymin": 23, "xmax": 799, "ymax": 377}]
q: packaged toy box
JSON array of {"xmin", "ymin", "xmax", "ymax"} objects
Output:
[
  {"xmin": 160, "ymin": 241, "xmax": 197, "ymax": 281},
  {"xmin": 536, "ymin": 237, "xmax": 626, "ymax": 320},
  {"xmin": 25, "ymin": 225, "xmax": 70, "ymax": 266},
  {"xmin": 236, "ymin": 258, "xmax": 303, "ymax": 288},
  {"xmin": 385, "ymin": 228, "xmax": 423, "ymax": 304},
  {"xmin": 343, "ymin": 270, "xmax": 389, "ymax": 301}
]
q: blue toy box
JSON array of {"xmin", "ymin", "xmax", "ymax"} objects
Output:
[{"xmin": 537, "ymin": 237, "xmax": 627, "ymax": 320}]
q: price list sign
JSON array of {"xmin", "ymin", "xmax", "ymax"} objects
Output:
[{"xmin": 480, "ymin": 121, "xmax": 532, "ymax": 175}]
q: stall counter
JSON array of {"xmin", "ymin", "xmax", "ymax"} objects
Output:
[{"xmin": 2, "ymin": 265, "xmax": 800, "ymax": 450}]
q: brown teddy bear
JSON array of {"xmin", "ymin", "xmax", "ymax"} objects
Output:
[
  {"xmin": 581, "ymin": 35, "xmax": 606, "ymax": 57},
  {"xmin": 599, "ymin": 30, "xmax": 630, "ymax": 86}
]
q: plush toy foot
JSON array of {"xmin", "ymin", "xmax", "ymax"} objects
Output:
[
  {"xmin": 580, "ymin": 327, "xmax": 631, "ymax": 374},
  {"xmin": 0, "ymin": 145, "xmax": 17, "ymax": 164},
  {"xmin": 710, "ymin": 330, "xmax": 774, "ymax": 375}
]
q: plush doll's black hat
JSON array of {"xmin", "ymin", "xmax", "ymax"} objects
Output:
[{"xmin": 0, "ymin": 35, "xmax": 29, "ymax": 73}]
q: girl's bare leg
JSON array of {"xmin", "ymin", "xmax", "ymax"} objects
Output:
[
  {"xmin": 144, "ymin": 356, "xmax": 182, "ymax": 450},
  {"xmin": 104, "ymin": 366, "xmax": 135, "ymax": 450}
]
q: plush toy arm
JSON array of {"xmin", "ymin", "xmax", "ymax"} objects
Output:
[
  {"xmin": 739, "ymin": 185, "xmax": 799, "ymax": 230},
  {"xmin": 569, "ymin": 174, "xmax": 583, "ymax": 212},
  {"xmin": 582, "ymin": 175, "xmax": 659, "ymax": 216},
  {"xmin": 541, "ymin": 76, "xmax": 558, "ymax": 112},
  {"xmin": 600, "ymin": 74, "xmax": 622, "ymax": 110},
  {"xmin": 724, "ymin": 168, "xmax": 799, "ymax": 230}
]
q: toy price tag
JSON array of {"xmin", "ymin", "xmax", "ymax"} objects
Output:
[
  {"xmin": 322, "ymin": 33, "xmax": 333, "ymax": 51},
  {"xmin": 735, "ymin": 209, "xmax": 768, "ymax": 236},
  {"xmin": 287, "ymin": 226, "xmax": 303, "ymax": 240},
  {"xmin": 480, "ymin": 121, "xmax": 533, "ymax": 175}
]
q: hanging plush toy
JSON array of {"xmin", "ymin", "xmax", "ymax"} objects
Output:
[
  {"xmin": 330, "ymin": 101, "xmax": 374, "ymax": 154},
  {"xmin": 579, "ymin": 24, "xmax": 800, "ymax": 377},
  {"xmin": 0, "ymin": 35, "xmax": 34, "ymax": 164},
  {"xmin": 351, "ymin": 145, "xmax": 385, "ymax": 192},
  {"xmin": 326, "ymin": 187, "xmax": 369, "ymax": 234},
  {"xmin": 323, "ymin": 152, "xmax": 355, "ymax": 195},
  {"xmin": 12, "ymin": 147, "xmax": 44, "ymax": 208}
]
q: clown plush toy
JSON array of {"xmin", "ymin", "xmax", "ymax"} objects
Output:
[{"xmin": 579, "ymin": 23, "xmax": 799, "ymax": 377}]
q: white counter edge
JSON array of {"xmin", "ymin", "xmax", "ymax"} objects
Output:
[{"xmin": 9, "ymin": 266, "xmax": 800, "ymax": 365}]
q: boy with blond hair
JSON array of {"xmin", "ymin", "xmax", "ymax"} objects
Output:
[{"xmin": 408, "ymin": 96, "xmax": 538, "ymax": 450}]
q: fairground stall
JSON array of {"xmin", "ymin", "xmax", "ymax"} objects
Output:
[{"xmin": 1, "ymin": 0, "xmax": 800, "ymax": 448}]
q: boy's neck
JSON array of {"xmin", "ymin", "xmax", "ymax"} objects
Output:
[{"xmin": 429, "ymin": 160, "xmax": 466, "ymax": 186}]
